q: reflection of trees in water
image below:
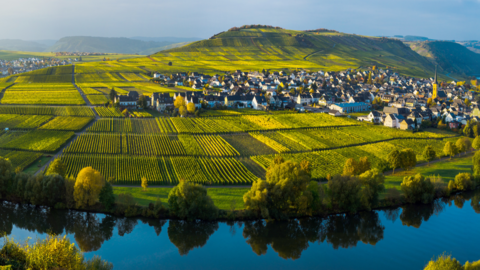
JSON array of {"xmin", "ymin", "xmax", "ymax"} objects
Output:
[
  {"xmin": 242, "ymin": 212, "xmax": 384, "ymax": 260},
  {"xmin": 400, "ymin": 200, "xmax": 445, "ymax": 228},
  {"xmin": 383, "ymin": 208, "xmax": 401, "ymax": 223},
  {"xmin": 0, "ymin": 202, "xmax": 165, "ymax": 252},
  {"xmin": 168, "ymin": 220, "xmax": 219, "ymax": 255}
]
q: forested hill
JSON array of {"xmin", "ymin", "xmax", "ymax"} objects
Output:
[
  {"xmin": 151, "ymin": 26, "xmax": 437, "ymax": 78},
  {"xmin": 408, "ymin": 41, "xmax": 480, "ymax": 78},
  {"xmin": 47, "ymin": 36, "xmax": 188, "ymax": 54}
]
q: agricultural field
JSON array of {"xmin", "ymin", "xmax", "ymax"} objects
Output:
[
  {"xmin": 95, "ymin": 107, "xmax": 123, "ymax": 117},
  {"xmin": 0, "ymin": 149, "xmax": 43, "ymax": 171},
  {"xmin": 0, "ymin": 106, "xmax": 95, "ymax": 116},
  {"xmin": 251, "ymin": 137, "xmax": 459, "ymax": 180},
  {"xmin": 86, "ymin": 94, "xmax": 109, "ymax": 105},
  {"xmin": 39, "ymin": 116, "xmax": 94, "ymax": 131},
  {"xmin": 60, "ymin": 154, "xmax": 257, "ymax": 185},
  {"xmin": 64, "ymin": 133, "xmax": 239, "ymax": 157},
  {"xmin": 0, "ymin": 130, "xmax": 74, "ymax": 152},
  {"xmin": 1, "ymin": 84, "xmax": 85, "ymax": 105},
  {"xmin": 0, "ymin": 114, "xmax": 52, "ymax": 130}
]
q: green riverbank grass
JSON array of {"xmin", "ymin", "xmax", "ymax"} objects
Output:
[
  {"xmin": 384, "ymin": 154, "xmax": 473, "ymax": 191},
  {"xmin": 113, "ymin": 187, "xmax": 248, "ymax": 210}
]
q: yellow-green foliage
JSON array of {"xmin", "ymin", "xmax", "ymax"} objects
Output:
[
  {"xmin": 424, "ymin": 254, "xmax": 480, "ymax": 270},
  {"xmin": 74, "ymin": 167, "xmax": 105, "ymax": 208}
]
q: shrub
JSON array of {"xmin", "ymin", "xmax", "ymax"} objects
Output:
[
  {"xmin": 401, "ymin": 174, "xmax": 435, "ymax": 204},
  {"xmin": 424, "ymin": 254, "xmax": 462, "ymax": 270},
  {"xmin": 359, "ymin": 169, "xmax": 385, "ymax": 210},
  {"xmin": 168, "ymin": 180, "xmax": 218, "ymax": 220},
  {"xmin": 99, "ymin": 182, "xmax": 115, "ymax": 210}
]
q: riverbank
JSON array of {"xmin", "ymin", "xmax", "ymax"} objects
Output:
[{"xmin": 111, "ymin": 154, "xmax": 475, "ymax": 210}]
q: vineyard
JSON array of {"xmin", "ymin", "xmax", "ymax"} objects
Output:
[
  {"xmin": 0, "ymin": 130, "xmax": 74, "ymax": 152},
  {"xmin": 0, "ymin": 114, "xmax": 52, "ymax": 130},
  {"xmin": 39, "ymin": 116, "xmax": 94, "ymax": 131},
  {"xmin": 0, "ymin": 149, "xmax": 43, "ymax": 170},
  {"xmin": 1, "ymin": 84, "xmax": 85, "ymax": 105},
  {"xmin": 64, "ymin": 133, "xmax": 240, "ymax": 157},
  {"xmin": 95, "ymin": 107, "xmax": 123, "ymax": 117},
  {"xmin": 60, "ymin": 154, "xmax": 257, "ymax": 185},
  {"xmin": 251, "ymin": 137, "xmax": 456, "ymax": 180},
  {"xmin": 0, "ymin": 106, "xmax": 95, "ymax": 116}
]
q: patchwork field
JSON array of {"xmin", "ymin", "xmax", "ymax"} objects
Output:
[{"xmin": 1, "ymin": 84, "xmax": 85, "ymax": 105}]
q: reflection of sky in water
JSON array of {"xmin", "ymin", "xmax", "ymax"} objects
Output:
[{"xmin": 2, "ymin": 195, "xmax": 480, "ymax": 270}]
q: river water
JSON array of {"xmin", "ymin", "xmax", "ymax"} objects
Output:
[{"xmin": 1, "ymin": 190, "xmax": 480, "ymax": 270}]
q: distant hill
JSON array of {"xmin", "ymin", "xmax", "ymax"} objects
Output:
[
  {"xmin": 139, "ymin": 41, "xmax": 194, "ymax": 55},
  {"xmin": 131, "ymin": 36, "xmax": 201, "ymax": 43},
  {"xmin": 408, "ymin": 41, "xmax": 480, "ymax": 77},
  {"xmin": 403, "ymin": 36, "xmax": 431, "ymax": 42},
  {"xmin": 152, "ymin": 26, "xmax": 435, "ymax": 78},
  {"xmin": 46, "ymin": 36, "xmax": 181, "ymax": 54},
  {"xmin": 0, "ymin": 39, "xmax": 48, "ymax": 52}
]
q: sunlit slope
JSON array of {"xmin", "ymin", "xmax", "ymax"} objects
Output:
[
  {"xmin": 136, "ymin": 28, "xmax": 435, "ymax": 76},
  {"xmin": 409, "ymin": 41, "xmax": 480, "ymax": 77}
]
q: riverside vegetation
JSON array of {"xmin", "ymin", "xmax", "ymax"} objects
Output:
[{"xmin": 1, "ymin": 141, "xmax": 480, "ymax": 221}]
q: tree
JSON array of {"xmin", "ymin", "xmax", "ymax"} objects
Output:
[
  {"xmin": 359, "ymin": 169, "xmax": 385, "ymax": 210},
  {"xmin": 8, "ymin": 67, "xmax": 13, "ymax": 75},
  {"xmin": 367, "ymin": 72, "xmax": 373, "ymax": 85},
  {"xmin": 121, "ymin": 109, "xmax": 129, "ymax": 117},
  {"xmin": 187, "ymin": 102, "xmax": 196, "ymax": 114},
  {"xmin": 138, "ymin": 95, "xmax": 148, "ymax": 109},
  {"xmin": 387, "ymin": 149, "xmax": 401, "ymax": 174},
  {"xmin": 0, "ymin": 157, "xmax": 13, "ymax": 197},
  {"xmin": 399, "ymin": 148, "xmax": 416, "ymax": 171},
  {"xmin": 99, "ymin": 182, "xmax": 115, "ymax": 210},
  {"xmin": 74, "ymin": 167, "xmax": 105, "ymax": 208},
  {"xmin": 244, "ymin": 159, "xmax": 314, "ymax": 218},
  {"xmin": 473, "ymin": 136, "xmax": 480, "ymax": 150},
  {"xmin": 456, "ymin": 137, "xmax": 471, "ymax": 154},
  {"xmin": 45, "ymin": 158, "xmax": 66, "ymax": 178},
  {"xmin": 474, "ymin": 151, "xmax": 480, "ymax": 177},
  {"xmin": 109, "ymin": 89, "xmax": 117, "ymax": 101},
  {"xmin": 328, "ymin": 175, "xmax": 362, "ymax": 213},
  {"xmin": 451, "ymin": 173, "xmax": 474, "ymax": 191},
  {"xmin": 343, "ymin": 158, "xmax": 358, "ymax": 176},
  {"xmin": 443, "ymin": 141, "xmax": 457, "ymax": 159},
  {"xmin": 422, "ymin": 145, "xmax": 436, "ymax": 165},
  {"xmin": 358, "ymin": 157, "xmax": 371, "ymax": 174},
  {"xmin": 168, "ymin": 180, "xmax": 218, "ymax": 220},
  {"xmin": 42, "ymin": 174, "xmax": 65, "ymax": 206},
  {"xmin": 179, "ymin": 106, "xmax": 187, "ymax": 117},
  {"xmin": 141, "ymin": 177, "xmax": 148, "ymax": 191},
  {"xmin": 401, "ymin": 174, "xmax": 434, "ymax": 204},
  {"xmin": 174, "ymin": 96, "xmax": 186, "ymax": 108}
]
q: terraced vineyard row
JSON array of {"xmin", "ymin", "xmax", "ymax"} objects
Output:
[
  {"xmin": 60, "ymin": 154, "xmax": 257, "ymax": 185},
  {"xmin": 0, "ymin": 149, "xmax": 43, "ymax": 171},
  {"xmin": 64, "ymin": 133, "xmax": 239, "ymax": 156}
]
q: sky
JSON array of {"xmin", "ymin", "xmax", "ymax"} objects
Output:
[{"xmin": 0, "ymin": 0, "xmax": 478, "ymax": 41}]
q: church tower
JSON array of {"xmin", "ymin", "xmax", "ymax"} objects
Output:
[{"xmin": 432, "ymin": 65, "xmax": 438, "ymax": 100}]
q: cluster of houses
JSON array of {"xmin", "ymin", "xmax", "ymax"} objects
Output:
[
  {"xmin": 0, "ymin": 57, "xmax": 71, "ymax": 76},
  {"xmin": 125, "ymin": 69, "xmax": 478, "ymax": 131}
]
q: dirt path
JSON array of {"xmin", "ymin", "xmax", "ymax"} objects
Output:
[
  {"xmin": 304, "ymin": 43, "xmax": 336, "ymax": 60},
  {"xmin": 72, "ymin": 65, "xmax": 92, "ymax": 106}
]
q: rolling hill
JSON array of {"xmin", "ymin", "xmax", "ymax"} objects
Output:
[
  {"xmin": 408, "ymin": 41, "xmax": 480, "ymax": 78},
  {"xmin": 47, "ymin": 36, "xmax": 178, "ymax": 54},
  {"xmin": 140, "ymin": 26, "xmax": 437, "ymax": 77},
  {"xmin": 0, "ymin": 39, "xmax": 49, "ymax": 52}
]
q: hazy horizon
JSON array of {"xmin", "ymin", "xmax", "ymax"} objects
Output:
[{"xmin": 0, "ymin": 0, "xmax": 478, "ymax": 41}]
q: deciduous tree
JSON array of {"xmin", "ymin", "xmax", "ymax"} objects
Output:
[
  {"xmin": 472, "ymin": 136, "xmax": 480, "ymax": 150},
  {"xmin": 401, "ymin": 174, "xmax": 434, "ymax": 204},
  {"xmin": 45, "ymin": 158, "xmax": 66, "ymax": 178},
  {"xmin": 422, "ymin": 145, "xmax": 436, "ymax": 165},
  {"xmin": 399, "ymin": 148, "xmax": 416, "ymax": 171},
  {"xmin": 141, "ymin": 177, "xmax": 148, "ymax": 191},
  {"xmin": 387, "ymin": 149, "xmax": 401, "ymax": 174},
  {"xmin": 359, "ymin": 169, "xmax": 385, "ymax": 210},
  {"xmin": 187, "ymin": 102, "xmax": 196, "ymax": 113},
  {"xmin": 168, "ymin": 180, "xmax": 218, "ymax": 220},
  {"xmin": 74, "ymin": 167, "xmax": 105, "ymax": 208},
  {"xmin": 443, "ymin": 141, "xmax": 457, "ymax": 159}
]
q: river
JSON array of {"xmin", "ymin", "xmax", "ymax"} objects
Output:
[{"xmin": 1, "ymin": 190, "xmax": 480, "ymax": 270}]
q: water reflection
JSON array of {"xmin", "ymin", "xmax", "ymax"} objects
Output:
[{"xmin": 0, "ymin": 190, "xmax": 479, "ymax": 260}]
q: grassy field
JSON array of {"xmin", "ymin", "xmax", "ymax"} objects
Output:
[
  {"xmin": 384, "ymin": 154, "xmax": 473, "ymax": 190},
  {"xmin": 113, "ymin": 186, "xmax": 248, "ymax": 210}
]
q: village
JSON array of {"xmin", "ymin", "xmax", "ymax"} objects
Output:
[
  {"xmin": 0, "ymin": 57, "xmax": 71, "ymax": 76},
  {"xmin": 116, "ymin": 68, "xmax": 477, "ymax": 131}
]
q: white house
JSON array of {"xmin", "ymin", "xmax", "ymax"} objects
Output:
[
  {"xmin": 252, "ymin": 96, "xmax": 268, "ymax": 110},
  {"xmin": 384, "ymin": 114, "xmax": 399, "ymax": 128}
]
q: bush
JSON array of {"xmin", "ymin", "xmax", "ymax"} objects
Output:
[
  {"xmin": 168, "ymin": 180, "xmax": 218, "ymax": 220},
  {"xmin": 401, "ymin": 174, "xmax": 435, "ymax": 204},
  {"xmin": 424, "ymin": 254, "xmax": 463, "ymax": 270}
]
